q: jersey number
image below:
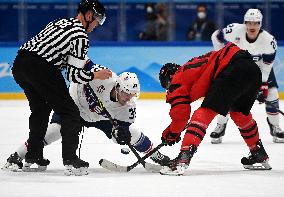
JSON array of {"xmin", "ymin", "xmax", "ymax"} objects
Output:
[
  {"xmin": 129, "ymin": 108, "xmax": 136, "ymax": 120},
  {"xmin": 225, "ymin": 24, "xmax": 234, "ymax": 34},
  {"xmin": 270, "ymin": 40, "xmax": 276, "ymax": 50}
]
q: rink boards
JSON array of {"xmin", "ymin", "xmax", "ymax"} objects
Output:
[{"xmin": 1, "ymin": 43, "xmax": 284, "ymax": 99}]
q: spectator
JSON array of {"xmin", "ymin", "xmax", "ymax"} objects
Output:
[
  {"xmin": 139, "ymin": 4, "xmax": 157, "ymax": 40},
  {"xmin": 187, "ymin": 4, "xmax": 216, "ymax": 41},
  {"xmin": 155, "ymin": 3, "xmax": 169, "ymax": 41},
  {"xmin": 139, "ymin": 3, "xmax": 169, "ymax": 41}
]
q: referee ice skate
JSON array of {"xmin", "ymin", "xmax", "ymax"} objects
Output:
[{"xmin": 11, "ymin": 0, "xmax": 111, "ymax": 175}]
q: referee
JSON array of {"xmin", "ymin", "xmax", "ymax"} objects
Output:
[{"xmin": 12, "ymin": 0, "xmax": 111, "ymax": 175}]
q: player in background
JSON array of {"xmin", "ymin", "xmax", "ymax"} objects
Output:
[
  {"xmin": 210, "ymin": 8, "xmax": 284, "ymax": 143},
  {"xmin": 2, "ymin": 61, "xmax": 170, "ymax": 175},
  {"xmin": 158, "ymin": 43, "xmax": 271, "ymax": 176}
]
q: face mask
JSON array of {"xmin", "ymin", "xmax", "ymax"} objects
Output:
[
  {"xmin": 147, "ymin": 6, "xmax": 153, "ymax": 13},
  {"xmin": 197, "ymin": 12, "xmax": 206, "ymax": 19}
]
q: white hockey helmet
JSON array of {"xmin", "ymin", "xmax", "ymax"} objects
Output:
[
  {"xmin": 116, "ymin": 72, "xmax": 140, "ymax": 96},
  {"xmin": 244, "ymin": 9, "xmax": 263, "ymax": 26}
]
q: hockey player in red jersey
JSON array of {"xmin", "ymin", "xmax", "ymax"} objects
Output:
[{"xmin": 159, "ymin": 42, "xmax": 272, "ymax": 176}]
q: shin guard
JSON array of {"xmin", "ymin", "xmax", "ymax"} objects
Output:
[
  {"xmin": 230, "ymin": 112, "xmax": 260, "ymax": 148},
  {"xmin": 181, "ymin": 107, "xmax": 217, "ymax": 149}
]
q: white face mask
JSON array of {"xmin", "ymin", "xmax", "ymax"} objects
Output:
[
  {"xmin": 197, "ymin": 12, "xmax": 206, "ymax": 19},
  {"xmin": 147, "ymin": 6, "xmax": 153, "ymax": 13}
]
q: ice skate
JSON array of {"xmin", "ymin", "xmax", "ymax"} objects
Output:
[
  {"xmin": 267, "ymin": 118, "xmax": 284, "ymax": 143},
  {"xmin": 22, "ymin": 157, "xmax": 50, "ymax": 172},
  {"xmin": 210, "ymin": 123, "xmax": 227, "ymax": 144},
  {"xmin": 150, "ymin": 150, "xmax": 171, "ymax": 166},
  {"xmin": 1, "ymin": 152, "xmax": 23, "ymax": 172},
  {"xmin": 160, "ymin": 145, "xmax": 197, "ymax": 176},
  {"xmin": 63, "ymin": 157, "xmax": 89, "ymax": 176},
  {"xmin": 241, "ymin": 140, "xmax": 272, "ymax": 170}
]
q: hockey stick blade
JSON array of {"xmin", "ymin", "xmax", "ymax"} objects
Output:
[
  {"xmin": 99, "ymin": 143, "xmax": 165, "ymax": 172},
  {"xmin": 99, "ymin": 159, "xmax": 162, "ymax": 173}
]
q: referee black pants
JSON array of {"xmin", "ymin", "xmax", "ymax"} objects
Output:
[{"xmin": 12, "ymin": 51, "xmax": 81, "ymax": 161}]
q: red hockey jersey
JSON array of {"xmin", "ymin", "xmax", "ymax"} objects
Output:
[{"xmin": 166, "ymin": 42, "xmax": 241, "ymax": 134}]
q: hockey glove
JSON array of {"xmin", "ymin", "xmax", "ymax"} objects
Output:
[
  {"xmin": 257, "ymin": 82, "xmax": 268, "ymax": 104},
  {"xmin": 161, "ymin": 126, "xmax": 181, "ymax": 146},
  {"xmin": 112, "ymin": 125, "xmax": 131, "ymax": 145}
]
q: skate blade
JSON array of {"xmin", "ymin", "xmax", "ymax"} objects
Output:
[
  {"xmin": 243, "ymin": 161, "xmax": 272, "ymax": 170},
  {"xmin": 64, "ymin": 166, "xmax": 89, "ymax": 176},
  {"xmin": 22, "ymin": 163, "xmax": 47, "ymax": 172},
  {"xmin": 211, "ymin": 137, "xmax": 222, "ymax": 144},
  {"xmin": 1, "ymin": 163, "xmax": 21, "ymax": 172},
  {"xmin": 273, "ymin": 137, "xmax": 284, "ymax": 143},
  {"xmin": 160, "ymin": 165, "xmax": 187, "ymax": 176}
]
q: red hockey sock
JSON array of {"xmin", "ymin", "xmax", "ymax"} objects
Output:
[
  {"xmin": 230, "ymin": 112, "xmax": 260, "ymax": 149},
  {"xmin": 181, "ymin": 107, "xmax": 217, "ymax": 150}
]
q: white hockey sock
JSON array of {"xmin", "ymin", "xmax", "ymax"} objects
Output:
[
  {"xmin": 267, "ymin": 114, "xmax": 279, "ymax": 126},
  {"xmin": 44, "ymin": 123, "xmax": 62, "ymax": 145},
  {"xmin": 217, "ymin": 114, "xmax": 229, "ymax": 125},
  {"xmin": 15, "ymin": 142, "xmax": 28, "ymax": 159},
  {"xmin": 14, "ymin": 123, "xmax": 62, "ymax": 159}
]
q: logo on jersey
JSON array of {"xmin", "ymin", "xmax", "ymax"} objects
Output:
[{"xmin": 97, "ymin": 85, "xmax": 105, "ymax": 93}]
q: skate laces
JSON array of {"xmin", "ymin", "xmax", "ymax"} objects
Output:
[
  {"xmin": 273, "ymin": 125, "xmax": 283, "ymax": 134},
  {"xmin": 214, "ymin": 123, "xmax": 225, "ymax": 133},
  {"xmin": 151, "ymin": 151, "xmax": 169, "ymax": 161},
  {"xmin": 8, "ymin": 152, "xmax": 23, "ymax": 163}
]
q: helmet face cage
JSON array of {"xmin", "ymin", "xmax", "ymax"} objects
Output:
[
  {"xmin": 78, "ymin": 0, "xmax": 106, "ymax": 25},
  {"xmin": 244, "ymin": 9, "xmax": 262, "ymax": 26},
  {"xmin": 116, "ymin": 72, "xmax": 140, "ymax": 99},
  {"xmin": 159, "ymin": 63, "xmax": 180, "ymax": 89}
]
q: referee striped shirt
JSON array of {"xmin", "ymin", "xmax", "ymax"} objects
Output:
[{"xmin": 20, "ymin": 18, "xmax": 93, "ymax": 84}]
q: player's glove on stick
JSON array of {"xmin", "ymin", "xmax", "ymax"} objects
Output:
[
  {"xmin": 112, "ymin": 125, "xmax": 131, "ymax": 145},
  {"xmin": 161, "ymin": 126, "xmax": 181, "ymax": 146},
  {"xmin": 257, "ymin": 82, "xmax": 268, "ymax": 104}
]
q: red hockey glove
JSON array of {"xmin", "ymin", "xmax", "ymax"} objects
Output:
[
  {"xmin": 257, "ymin": 82, "xmax": 268, "ymax": 104},
  {"xmin": 161, "ymin": 126, "xmax": 181, "ymax": 146}
]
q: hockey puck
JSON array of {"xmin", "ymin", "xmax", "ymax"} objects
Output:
[{"xmin": 121, "ymin": 148, "xmax": 130, "ymax": 154}]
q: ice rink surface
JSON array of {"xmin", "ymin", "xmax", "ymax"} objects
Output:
[{"xmin": 0, "ymin": 100, "xmax": 284, "ymax": 197}]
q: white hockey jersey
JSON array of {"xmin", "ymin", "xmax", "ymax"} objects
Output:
[
  {"xmin": 69, "ymin": 72, "xmax": 136, "ymax": 124},
  {"xmin": 211, "ymin": 23, "xmax": 277, "ymax": 82}
]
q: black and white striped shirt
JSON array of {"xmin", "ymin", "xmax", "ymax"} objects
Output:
[{"xmin": 20, "ymin": 18, "xmax": 93, "ymax": 84}]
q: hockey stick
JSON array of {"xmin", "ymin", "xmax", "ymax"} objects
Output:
[
  {"xmin": 99, "ymin": 143, "xmax": 165, "ymax": 172},
  {"xmin": 100, "ymin": 122, "xmax": 190, "ymax": 172},
  {"xmin": 85, "ymin": 84, "xmax": 162, "ymax": 172},
  {"xmin": 265, "ymin": 101, "xmax": 284, "ymax": 116}
]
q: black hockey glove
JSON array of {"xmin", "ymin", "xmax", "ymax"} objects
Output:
[{"xmin": 112, "ymin": 125, "xmax": 131, "ymax": 145}]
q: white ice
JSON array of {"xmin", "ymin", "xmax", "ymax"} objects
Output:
[{"xmin": 0, "ymin": 100, "xmax": 284, "ymax": 197}]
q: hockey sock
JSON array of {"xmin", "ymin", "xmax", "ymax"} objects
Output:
[
  {"xmin": 181, "ymin": 107, "xmax": 217, "ymax": 150},
  {"xmin": 15, "ymin": 142, "xmax": 28, "ymax": 159},
  {"xmin": 132, "ymin": 133, "xmax": 153, "ymax": 153},
  {"xmin": 43, "ymin": 123, "xmax": 62, "ymax": 145},
  {"xmin": 266, "ymin": 99, "xmax": 280, "ymax": 126},
  {"xmin": 129, "ymin": 125, "xmax": 153, "ymax": 153},
  {"xmin": 15, "ymin": 123, "xmax": 62, "ymax": 159},
  {"xmin": 217, "ymin": 114, "xmax": 229, "ymax": 124},
  {"xmin": 230, "ymin": 112, "xmax": 259, "ymax": 149}
]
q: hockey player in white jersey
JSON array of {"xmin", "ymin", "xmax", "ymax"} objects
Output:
[
  {"xmin": 2, "ymin": 60, "xmax": 170, "ymax": 174},
  {"xmin": 210, "ymin": 8, "xmax": 284, "ymax": 143}
]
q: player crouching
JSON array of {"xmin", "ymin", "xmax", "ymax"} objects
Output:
[
  {"xmin": 2, "ymin": 69, "xmax": 170, "ymax": 175},
  {"xmin": 158, "ymin": 43, "xmax": 272, "ymax": 176}
]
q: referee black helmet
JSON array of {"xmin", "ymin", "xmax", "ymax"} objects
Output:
[{"xmin": 78, "ymin": 0, "xmax": 106, "ymax": 25}]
